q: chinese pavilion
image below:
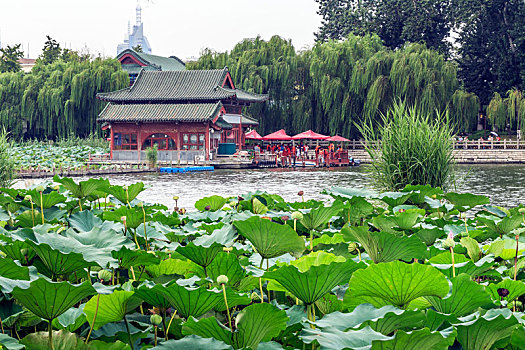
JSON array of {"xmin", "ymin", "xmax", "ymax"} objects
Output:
[
  {"xmin": 117, "ymin": 49, "xmax": 186, "ymax": 85},
  {"xmin": 96, "ymin": 67, "xmax": 267, "ymax": 162}
]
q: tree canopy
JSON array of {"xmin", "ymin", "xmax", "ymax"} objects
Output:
[{"xmin": 0, "ymin": 44, "xmax": 24, "ymax": 73}]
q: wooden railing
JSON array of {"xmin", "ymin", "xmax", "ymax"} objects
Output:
[{"xmin": 341, "ymin": 140, "xmax": 525, "ymax": 150}]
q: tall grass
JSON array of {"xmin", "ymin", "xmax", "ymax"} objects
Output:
[
  {"xmin": 0, "ymin": 129, "xmax": 15, "ymax": 188},
  {"xmin": 359, "ymin": 100, "xmax": 455, "ymax": 191},
  {"xmin": 20, "ymin": 133, "xmax": 109, "ymax": 150}
]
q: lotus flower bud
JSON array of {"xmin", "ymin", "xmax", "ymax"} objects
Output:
[
  {"xmin": 123, "ymin": 185, "xmax": 128, "ymax": 191},
  {"xmin": 281, "ymin": 215, "xmax": 290, "ymax": 222},
  {"xmin": 459, "ymin": 213, "xmax": 467, "ymax": 219},
  {"xmin": 20, "ymin": 248, "xmax": 28, "ymax": 257},
  {"xmin": 121, "ymin": 216, "xmax": 127, "ymax": 224},
  {"xmin": 24, "ymin": 195, "xmax": 32, "ymax": 201},
  {"xmin": 53, "ymin": 185, "xmax": 60, "ymax": 191},
  {"xmin": 431, "ymin": 194, "xmax": 437, "ymax": 199},
  {"xmin": 98, "ymin": 269, "xmax": 112, "ymax": 281},
  {"xmin": 237, "ymin": 196, "xmax": 244, "ymax": 202},
  {"xmin": 348, "ymin": 242, "xmax": 358, "ymax": 253},
  {"xmin": 298, "ymin": 191, "xmax": 304, "ymax": 196},
  {"xmin": 217, "ymin": 275, "xmax": 229, "ymax": 285},
  {"xmin": 205, "ymin": 205, "xmax": 211, "ymax": 211},
  {"xmin": 229, "ymin": 201, "xmax": 236, "ymax": 207},
  {"xmin": 137, "ymin": 201, "xmax": 144, "ymax": 208},
  {"xmin": 35, "ymin": 185, "xmax": 45, "ymax": 193},
  {"xmin": 173, "ymin": 196, "xmax": 179, "ymax": 201},
  {"xmin": 398, "ymin": 209, "xmax": 406, "ymax": 213},
  {"xmin": 150, "ymin": 314, "xmax": 163, "ymax": 326},
  {"xmin": 442, "ymin": 238, "xmax": 455, "ymax": 249},
  {"xmin": 497, "ymin": 288, "xmax": 510, "ymax": 298},
  {"xmin": 519, "ymin": 208, "xmax": 525, "ymax": 215},
  {"xmin": 291, "ymin": 211, "xmax": 303, "ymax": 221}
]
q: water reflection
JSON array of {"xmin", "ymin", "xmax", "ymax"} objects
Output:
[{"xmin": 16, "ymin": 165, "xmax": 525, "ymax": 210}]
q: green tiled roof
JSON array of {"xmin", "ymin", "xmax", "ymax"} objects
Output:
[
  {"xmin": 97, "ymin": 102, "xmax": 223, "ymax": 123},
  {"xmin": 222, "ymin": 114, "xmax": 259, "ymax": 126},
  {"xmin": 97, "ymin": 67, "xmax": 268, "ymax": 103},
  {"xmin": 117, "ymin": 49, "xmax": 186, "ymax": 71},
  {"xmin": 214, "ymin": 117, "xmax": 233, "ymax": 130}
]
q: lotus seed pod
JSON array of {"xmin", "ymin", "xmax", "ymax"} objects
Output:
[
  {"xmin": 123, "ymin": 185, "xmax": 128, "ymax": 191},
  {"xmin": 223, "ymin": 247, "xmax": 233, "ymax": 252},
  {"xmin": 24, "ymin": 195, "xmax": 32, "ymax": 201},
  {"xmin": 53, "ymin": 185, "xmax": 60, "ymax": 191},
  {"xmin": 98, "ymin": 269, "xmax": 112, "ymax": 281},
  {"xmin": 229, "ymin": 201, "xmax": 236, "ymax": 207},
  {"xmin": 348, "ymin": 242, "xmax": 358, "ymax": 253},
  {"xmin": 291, "ymin": 211, "xmax": 303, "ymax": 221},
  {"xmin": 217, "ymin": 275, "xmax": 229, "ymax": 285},
  {"xmin": 173, "ymin": 196, "xmax": 179, "ymax": 201},
  {"xmin": 150, "ymin": 314, "xmax": 163, "ymax": 326},
  {"xmin": 281, "ymin": 215, "xmax": 290, "ymax": 222},
  {"xmin": 497, "ymin": 288, "xmax": 510, "ymax": 298},
  {"xmin": 205, "ymin": 205, "xmax": 211, "ymax": 211},
  {"xmin": 442, "ymin": 238, "xmax": 456, "ymax": 249},
  {"xmin": 519, "ymin": 208, "xmax": 525, "ymax": 215},
  {"xmin": 137, "ymin": 201, "xmax": 144, "ymax": 208},
  {"xmin": 459, "ymin": 213, "xmax": 467, "ymax": 219},
  {"xmin": 431, "ymin": 194, "xmax": 437, "ymax": 199},
  {"xmin": 20, "ymin": 248, "xmax": 28, "ymax": 256},
  {"xmin": 298, "ymin": 191, "xmax": 304, "ymax": 196},
  {"xmin": 91, "ymin": 266, "xmax": 102, "ymax": 272},
  {"xmin": 179, "ymin": 208, "xmax": 186, "ymax": 215},
  {"xmin": 35, "ymin": 185, "xmax": 45, "ymax": 193}
]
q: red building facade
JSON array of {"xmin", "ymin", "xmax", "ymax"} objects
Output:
[{"xmin": 96, "ymin": 67, "xmax": 267, "ymax": 161}]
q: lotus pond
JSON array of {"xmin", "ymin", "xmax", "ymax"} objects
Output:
[{"xmin": 1, "ymin": 176, "xmax": 525, "ymax": 349}]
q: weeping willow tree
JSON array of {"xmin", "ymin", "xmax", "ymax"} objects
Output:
[
  {"xmin": 189, "ymin": 34, "xmax": 479, "ymax": 138},
  {"xmin": 0, "ymin": 58, "xmax": 128, "ymax": 140},
  {"xmin": 487, "ymin": 89, "xmax": 525, "ymax": 137}
]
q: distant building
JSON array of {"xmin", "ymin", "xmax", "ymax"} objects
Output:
[
  {"xmin": 18, "ymin": 58, "xmax": 36, "ymax": 73},
  {"xmin": 117, "ymin": 5, "xmax": 152, "ymax": 55},
  {"xmin": 117, "ymin": 49, "xmax": 185, "ymax": 85}
]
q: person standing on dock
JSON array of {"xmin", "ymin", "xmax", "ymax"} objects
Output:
[{"xmin": 291, "ymin": 144, "xmax": 297, "ymax": 167}]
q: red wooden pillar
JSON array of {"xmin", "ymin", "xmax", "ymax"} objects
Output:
[
  {"xmin": 205, "ymin": 123, "xmax": 210, "ymax": 160},
  {"xmin": 110, "ymin": 125, "xmax": 114, "ymax": 160},
  {"xmin": 238, "ymin": 116, "xmax": 243, "ymax": 150},
  {"xmin": 137, "ymin": 126, "xmax": 141, "ymax": 162}
]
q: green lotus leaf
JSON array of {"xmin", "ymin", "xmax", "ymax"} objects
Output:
[
  {"xmin": 366, "ymin": 309, "xmax": 426, "ymax": 335},
  {"xmin": 425, "ymin": 274, "xmax": 493, "ymax": 316},
  {"xmin": 87, "ymin": 340, "xmax": 131, "ymax": 350},
  {"xmin": 390, "ymin": 209, "xmax": 425, "ymax": 230},
  {"xmin": 176, "ymin": 243, "xmax": 223, "ymax": 270},
  {"xmin": 428, "ymin": 251, "xmax": 469, "ymax": 264},
  {"xmin": 53, "ymin": 176, "xmax": 108, "ymax": 200},
  {"xmin": 342, "ymin": 225, "xmax": 427, "ymax": 263},
  {"xmin": 315, "ymin": 293, "xmax": 344, "ymax": 315},
  {"xmin": 233, "ymin": 217, "xmax": 305, "ymax": 260},
  {"xmin": 193, "ymin": 224, "xmax": 236, "ymax": 247},
  {"xmin": 401, "ymin": 184, "xmax": 443, "ymax": 204},
  {"xmin": 195, "ymin": 195, "xmax": 227, "ymax": 212},
  {"xmin": 322, "ymin": 187, "xmax": 379, "ymax": 201},
  {"xmin": 481, "ymin": 205, "xmax": 508, "ymax": 218},
  {"xmin": 510, "ymin": 327, "xmax": 525, "ymax": 349},
  {"xmin": 486, "ymin": 239, "xmax": 525, "ymax": 260},
  {"xmin": 300, "ymin": 201, "xmax": 343, "ymax": 231},
  {"xmin": 103, "ymin": 207, "xmax": 143, "ymax": 229},
  {"xmin": 0, "ymin": 238, "xmax": 36, "ymax": 262},
  {"xmin": 370, "ymin": 327, "xmax": 456, "ymax": 350},
  {"xmin": 0, "ymin": 257, "xmax": 31, "ymax": 280},
  {"xmin": 431, "ymin": 255, "xmax": 495, "ymax": 279},
  {"xmin": 444, "ymin": 192, "xmax": 490, "ymax": 211},
  {"xmin": 300, "ymin": 325, "xmax": 391, "ymax": 350},
  {"xmin": 20, "ymin": 331, "xmax": 87, "ymax": 350},
  {"xmin": 11, "ymin": 278, "xmax": 95, "ymax": 321},
  {"xmin": 134, "ymin": 281, "xmax": 171, "ymax": 309},
  {"xmin": 112, "ymin": 246, "xmax": 160, "ymax": 269},
  {"xmin": 415, "ymin": 227, "xmax": 445, "ymax": 246},
  {"xmin": 153, "ymin": 335, "xmax": 232, "ymax": 349},
  {"xmin": 379, "ymin": 192, "xmax": 413, "ymax": 207},
  {"xmin": 342, "ymin": 197, "xmax": 374, "ymax": 225},
  {"xmin": 487, "ymin": 279, "xmax": 525, "ymax": 303},
  {"xmin": 312, "ymin": 233, "xmax": 345, "ymax": 248},
  {"xmin": 453, "ymin": 309, "xmax": 521, "ymax": 350},
  {"xmin": 68, "ymin": 210, "xmax": 121, "ymax": 233},
  {"xmin": 460, "ymin": 237, "xmax": 482, "ymax": 262},
  {"xmin": 145, "ymin": 258, "xmax": 201, "ymax": 279},
  {"xmin": 207, "ymin": 252, "xmax": 246, "ymax": 287},
  {"xmin": 344, "ymin": 261, "xmax": 449, "ymax": 310},
  {"xmin": 265, "ymin": 252, "xmax": 363, "ymax": 304},
  {"xmin": 84, "ymin": 290, "xmax": 135, "ymax": 330},
  {"xmin": 213, "ymin": 289, "xmax": 251, "ymax": 312},
  {"xmin": 0, "ymin": 333, "xmax": 23, "ymax": 350},
  {"xmin": 251, "ymin": 197, "xmax": 268, "ymax": 215},
  {"xmin": 29, "ymin": 190, "xmax": 67, "ymax": 209},
  {"xmin": 152, "ymin": 281, "xmax": 222, "ymax": 319},
  {"xmin": 183, "ymin": 303, "xmax": 288, "ymax": 349},
  {"xmin": 103, "ymin": 183, "xmax": 145, "ymax": 205},
  {"xmin": 478, "ymin": 215, "xmax": 523, "ymax": 235},
  {"xmin": 52, "ymin": 305, "xmax": 86, "ymax": 333}
]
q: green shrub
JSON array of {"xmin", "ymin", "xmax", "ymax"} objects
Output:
[
  {"xmin": 146, "ymin": 145, "xmax": 158, "ymax": 168},
  {"xmin": 359, "ymin": 100, "xmax": 455, "ymax": 191},
  {"xmin": 0, "ymin": 129, "xmax": 15, "ymax": 187}
]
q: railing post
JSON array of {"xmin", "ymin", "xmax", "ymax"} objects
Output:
[{"xmin": 504, "ymin": 139, "xmax": 507, "ymax": 149}]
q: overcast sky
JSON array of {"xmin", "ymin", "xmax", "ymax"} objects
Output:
[{"xmin": 0, "ymin": 0, "xmax": 322, "ymax": 60}]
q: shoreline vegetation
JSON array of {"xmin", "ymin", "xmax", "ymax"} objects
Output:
[{"xmin": 0, "ymin": 177, "xmax": 524, "ymax": 348}]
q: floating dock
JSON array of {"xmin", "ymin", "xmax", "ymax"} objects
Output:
[{"xmin": 159, "ymin": 166, "xmax": 214, "ymax": 173}]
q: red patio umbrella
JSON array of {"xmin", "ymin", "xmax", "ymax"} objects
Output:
[
  {"xmin": 326, "ymin": 135, "xmax": 350, "ymax": 142},
  {"xmin": 262, "ymin": 129, "xmax": 293, "ymax": 141},
  {"xmin": 292, "ymin": 130, "xmax": 329, "ymax": 140},
  {"xmin": 245, "ymin": 129, "xmax": 263, "ymax": 140}
]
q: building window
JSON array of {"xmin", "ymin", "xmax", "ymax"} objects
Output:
[
  {"xmin": 143, "ymin": 133, "xmax": 176, "ymax": 150},
  {"xmin": 113, "ymin": 133, "xmax": 137, "ymax": 150},
  {"xmin": 182, "ymin": 133, "xmax": 205, "ymax": 150}
]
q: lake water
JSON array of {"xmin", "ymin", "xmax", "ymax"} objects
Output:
[{"xmin": 16, "ymin": 165, "xmax": 525, "ymax": 210}]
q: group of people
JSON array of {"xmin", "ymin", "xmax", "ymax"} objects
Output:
[
  {"xmin": 252, "ymin": 142, "xmax": 346, "ymax": 167},
  {"xmin": 455, "ymin": 134, "xmax": 501, "ymax": 149}
]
